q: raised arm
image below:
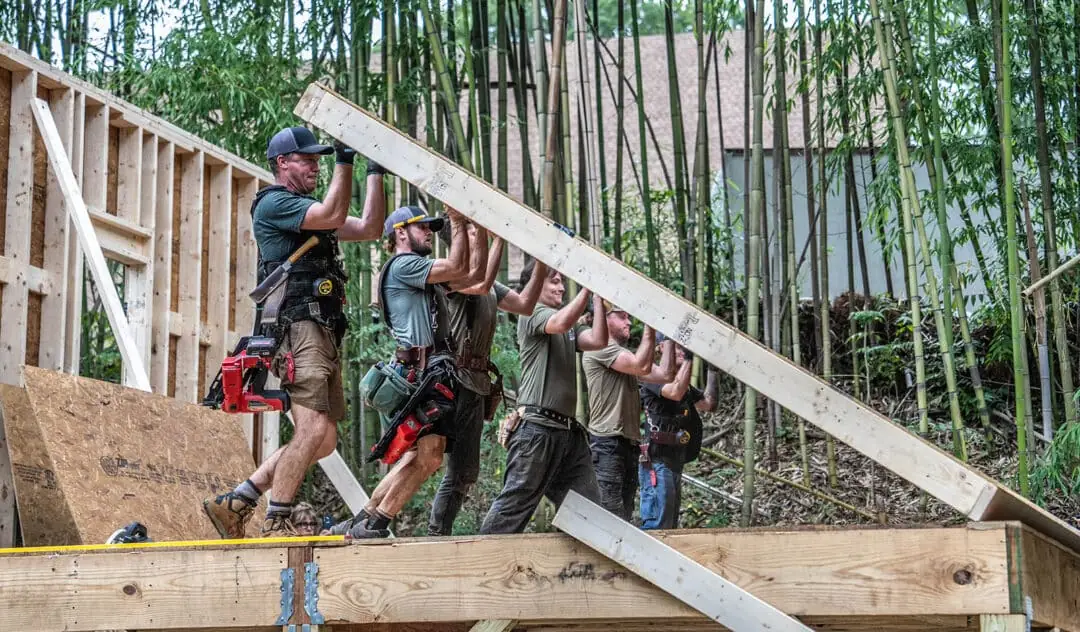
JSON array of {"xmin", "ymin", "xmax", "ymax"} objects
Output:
[
  {"xmin": 300, "ymin": 144, "xmax": 357, "ymax": 230},
  {"xmin": 426, "ymin": 209, "xmax": 471, "ymax": 285},
  {"xmin": 660, "ymin": 356, "xmax": 693, "ymax": 401},
  {"xmin": 640, "ymin": 338, "xmax": 677, "ymax": 384},
  {"xmin": 497, "ymin": 258, "xmax": 548, "ymax": 315},
  {"xmin": 697, "ymin": 367, "xmax": 719, "ymax": 412},
  {"xmin": 574, "ymin": 293, "xmax": 609, "ymax": 351},
  {"xmin": 543, "ymin": 287, "xmax": 592, "ymax": 335},
  {"xmin": 336, "ymin": 172, "xmax": 386, "ymax": 241},
  {"xmin": 449, "ymin": 223, "xmax": 488, "ymax": 291},
  {"xmin": 608, "ymin": 326, "xmax": 656, "ymax": 377}
]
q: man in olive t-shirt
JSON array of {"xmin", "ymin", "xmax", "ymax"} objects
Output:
[
  {"xmin": 427, "ymin": 231, "xmax": 548, "ymax": 536},
  {"xmin": 478, "ymin": 261, "xmax": 609, "ymax": 534},
  {"xmin": 583, "ymin": 305, "xmax": 675, "ymax": 521}
]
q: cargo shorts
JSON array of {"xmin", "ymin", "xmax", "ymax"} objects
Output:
[{"xmin": 272, "ymin": 320, "xmax": 346, "ymax": 422}]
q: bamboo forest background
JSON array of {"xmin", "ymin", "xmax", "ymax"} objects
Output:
[{"xmin": 3, "ymin": 0, "xmax": 1079, "ymax": 532}]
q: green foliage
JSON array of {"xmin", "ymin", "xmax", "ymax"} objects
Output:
[{"xmin": 1031, "ymin": 421, "xmax": 1080, "ymax": 503}]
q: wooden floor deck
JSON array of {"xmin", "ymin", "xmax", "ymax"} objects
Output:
[{"xmin": 0, "ymin": 522, "xmax": 1075, "ymax": 632}]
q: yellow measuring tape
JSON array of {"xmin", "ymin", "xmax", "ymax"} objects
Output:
[{"xmin": 0, "ymin": 534, "xmax": 344, "ymax": 556}]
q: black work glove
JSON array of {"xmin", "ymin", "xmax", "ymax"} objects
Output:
[
  {"xmin": 334, "ymin": 140, "xmax": 357, "ymax": 166},
  {"xmin": 366, "ymin": 160, "xmax": 388, "ymax": 176}
]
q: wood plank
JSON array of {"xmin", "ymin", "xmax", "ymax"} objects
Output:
[
  {"xmin": 293, "ymin": 84, "xmax": 1080, "ymax": 555},
  {"xmin": 0, "ymin": 546, "xmax": 286, "ymax": 630},
  {"xmin": 89, "ymin": 214, "xmax": 151, "ymax": 266},
  {"xmin": 552, "ymin": 491, "xmax": 812, "ymax": 632},
  {"xmin": 314, "ymin": 448, "xmax": 369, "ymax": 514},
  {"xmin": 62, "ymin": 91, "xmax": 85, "ymax": 376},
  {"xmin": 175, "ymin": 150, "xmax": 205, "ymax": 402},
  {"xmin": 150, "ymin": 142, "xmax": 175, "ymax": 394},
  {"xmin": 204, "ymin": 164, "xmax": 232, "ymax": 391},
  {"xmin": 1019, "ymin": 526, "xmax": 1080, "ymax": 631},
  {"xmin": 312, "ymin": 525, "xmax": 1012, "ymax": 624},
  {"xmin": 233, "ymin": 177, "xmax": 258, "ymax": 336},
  {"xmin": 38, "ymin": 86, "xmax": 73, "ymax": 371},
  {"xmin": 131, "ymin": 132, "xmax": 158, "ymax": 383},
  {"xmin": 0, "ymin": 256, "xmax": 54, "ymax": 295},
  {"xmin": 30, "ymin": 98, "xmax": 151, "ymax": 391},
  {"xmin": 116, "ymin": 127, "xmax": 146, "ymax": 389},
  {"xmin": 0, "ymin": 69, "xmax": 37, "ymax": 386},
  {"xmin": 470, "ymin": 621, "xmax": 517, "ymax": 632},
  {"xmin": 87, "ymin": 206, "xmax": 154, "ymax": 240},
  {"xmin": 0, "ymin": 43, "xmax": 272, "ymax": 183}
]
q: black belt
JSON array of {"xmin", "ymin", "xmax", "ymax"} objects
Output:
[{"xmin": 524, "ymin": 405, "xmax": 577, "ymax": 430}]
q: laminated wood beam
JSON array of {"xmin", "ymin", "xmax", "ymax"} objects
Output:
[
  {"xmin": 39, "ymin": 86, "xmax": 74, "ymax": 371},
  {"xmin": 150, "ymin": 141, "xmax": 175, "ymax": 394},
  {"xmin": 552, "ymin": 491, "xmax": 812, "ymax": 632},
  {"xmin": 30, "ymin": 99, "xmax": 151, "ymax": 392},
  {"xmin": 294, "ymin": 83, "xmax": 1080, "ymax": 555},
  {"xmin": 0, "ymin": 69, "xmax": 37, "ymax": 386}
]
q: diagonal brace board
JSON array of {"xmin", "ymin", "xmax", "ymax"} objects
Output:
[
  {"xmin": 553, "ymin": 491, "xmax": 813, "ymax": 632},
  {"xmin": 31, "ymin": 98, "xmax": 152, "ymax": 392},
  {"xmin": 295, "ymin": 83, "xmax": 1080, "ymax": 554}
]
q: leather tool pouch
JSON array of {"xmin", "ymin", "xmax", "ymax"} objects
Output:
[
  {"xmin": 483, "ymin": 363, "xmax": 504, "ymax": 421},
  {"xmin": 498, "ymin": 406, "xmax": 525, "ymax": 449}
]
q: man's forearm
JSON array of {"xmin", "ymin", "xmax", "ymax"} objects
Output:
[
  {"xmin": 634, "ymin": 327, "xmax": 656, "ymax": 371},
  {"xmin": 323, "ymin": 164, "xmax": 354, "ymax": 224},
  {"xmin": 661, "ymin": 360, "xmax": 693, "ymax": 400},
  {"xmin": 468, "ymin": 225, "xmax": 488, "ymax": 286},
  {"xmin": 447, "ymin": 221, "xmax": 470, "ymax": 276}
]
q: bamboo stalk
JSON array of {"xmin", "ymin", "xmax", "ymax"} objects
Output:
[
  {"xmin": 421, "ymin": 0, "xmax": 473, "ymax": 172},
  {"xmin": 1021, "ymin": 182, "xmax": 1054, "ymax": 441},
  {"xmin": 540, "ymin": 0, "xmax": 568, "ymax": 220},
  {"xmin": 630, "ymin": 0, "xmax": 658, "ymax": 276}
]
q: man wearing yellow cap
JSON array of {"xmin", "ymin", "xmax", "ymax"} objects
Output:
[{"xmin": 582, "ymin": 303, "xmax": 675, "ymax": 521}]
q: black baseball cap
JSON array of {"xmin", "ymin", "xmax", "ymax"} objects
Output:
[
  {"xmin": 266, "ymin": 126, "xmax": 334, "ymax": 161},
  {"xmin": 383, "ymin": 206, "xmax": 445, "ymax": 237}
]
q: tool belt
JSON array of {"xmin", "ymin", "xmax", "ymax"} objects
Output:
[
  {"xmin": 394, "ymin": 342, "xmax": 453, "ymax": 370},
  {"xmin": 360, "ymin": 361, "xmax": 418, "ymax": 416},
  {"xmin": 648, "ymin": 429, "xmax": 691, "ymax": 446},
  {"xmin": 455, "ymin": 353, "xmax": 490, "ymax": 372},
  {"xmin": 367, "ymin": 356, "xmax": 457, "ymax": 463},
  {"xmin": 523, "ymin": 405, "xmax": 577, "ymax": 430}
]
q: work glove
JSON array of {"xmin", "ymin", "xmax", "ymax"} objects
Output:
[
  {"xmin": 334, "ymin": 140, "xmax": 357, "ymax": 166},
  {"xmin": 366, "ymin": 160, "xmax": 388, "ymax": 176}
]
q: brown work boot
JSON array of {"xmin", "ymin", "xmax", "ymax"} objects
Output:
[
  {"xmin": 260, "ymin": 514, "xmax": 299, "ymax": 537},
  {"xmin": 203, "ymin": 492, "xmax": 256, "ymax": 539}
]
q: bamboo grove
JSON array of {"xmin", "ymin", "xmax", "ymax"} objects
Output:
[{"xmin": 3, "ymin": 0, "xmax": 1080, "ymax": 525}]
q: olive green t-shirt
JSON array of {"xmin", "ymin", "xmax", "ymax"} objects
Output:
[
  {"xmin": 447, "ymin": 282, "xmax": 511, "ymax": 395},
  {"xmin": 517, "ymin": 304, "xmax": 589, "ymax": 428},
  {"xmin": 252, "ymin": 188, "xmax": 323, "ymax": 262},
  {"xmin": 583, "ymin": 341, "xmax": 643, "ymax": 442},
  {"xmin": 382, "ymin": 254, "xmax": 450, "ymax": 349}
]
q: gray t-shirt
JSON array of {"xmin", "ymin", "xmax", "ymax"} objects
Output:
[
  {"xmin": 382, "ymin": 254, "xmax": 449, "ymax": 349},
  {"xmin": 447, "ymin": 282, "xmax": 511, "ymax": 395},
  {"xmin": 252, "ymin": 188, "xmax": 320, "ymax": 262},
  {"xmin": 517, "ymin": 304, "xmax": 589, "ymax": 428},
  {"xmin": 583, "ymin": 341, "xmax": 643, "ymax": 441}
]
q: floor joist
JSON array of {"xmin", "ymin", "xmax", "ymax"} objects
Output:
[
  {"xmin": 292, "ymin": 83, "xmax": 1080, "ymax": 555},
  {"xmin": 0, "ymin": 523, "xmax": 1074, "ymax": 631}
]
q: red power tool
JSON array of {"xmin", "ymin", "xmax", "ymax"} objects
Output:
[{"xmin": 202, "ymin": 336, "xmax": 290, "ymax": 413}]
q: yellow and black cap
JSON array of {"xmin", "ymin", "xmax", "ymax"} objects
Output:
[{"xmin": 383, "ymin": 205, "xmax": 445, "ymax": 237}]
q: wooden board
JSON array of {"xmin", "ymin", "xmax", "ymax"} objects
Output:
[
  {"xmin": 18, "ymin": 366, "xmax": 264, "ymax": 543},
  {"xmin": 1017, "ymin": 525, "xmax": 1080, "ymax": 631},
  {"xmin": 293, "ymin": 83, "xmax": 1080, "ymax": 555},
  {"xmin": 38, "ymin": 86, "xmax": 73, "ymax": 371},
  {"xmin": 552, "ymin": 491, "xmax": 812, "ymax": 631},
  {"xmin": 0, "ymin": 546, "xmax": 285, "ymax": 631},
  {"xmin": 175, "ymin": 150, "xmax": 204, "ymax": 401},
  {"xmin": 31, "ymin": 98, "xmax": 151, "ymax": 391},
  {"xmin": 312, "ymin": 525, "xmax": 1011, "ymax": 624},
  {"xmin": 150, "ymin": 141, "xmax": 175, "ymax": 394},
  {"xmin": 0, "ymin": 383, "xmax": 80, "ymax": 545}
]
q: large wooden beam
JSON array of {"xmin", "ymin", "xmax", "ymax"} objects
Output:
[
  {"xmin": 39, "ymin": 86, "xmax": 74, "ymax": 371},
  {"xmin": 552, "ymin": 491, "xmax": 811, "ymax": 631},
  {"xmin": 293, "ymin": 83, "xmax": 1080, "ymax": 555},
  {"xmin": 31, "ymin": 98, "xmax": 151, "ymax": 391},
  {"xmin": 150, "ymin": 141, "xmax": 175, "ymax": 394},
  {"xmin": 0, "ymin": 523, "xmax": 1047, "ymax": 631}
]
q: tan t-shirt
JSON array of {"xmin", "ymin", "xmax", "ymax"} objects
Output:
[{"xmin": 583, "ymin": 341, "xmax": 642, "ymax": 441}]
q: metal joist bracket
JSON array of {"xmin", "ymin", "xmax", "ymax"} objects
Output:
[
  {"xmin": 304, "ymin": 561, "xmax": 326, "ymax": 624},
  {"xmin": 276, "ymin": 567, "xmax": 295, "ymax": 625}
]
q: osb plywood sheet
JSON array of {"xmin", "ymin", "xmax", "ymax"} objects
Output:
[
  {"xmin": 21, "ymin": 366, "xmax": 264, "ymax": 543},
  {"xmin": 0, "ymin": 383, "xmax": 80, "ymax": 545}
]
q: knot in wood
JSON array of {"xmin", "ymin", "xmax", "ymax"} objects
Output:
[
  {"xmin": 122, "ymin": 583, "xmax": 139, "ymax": 596},
  {"xmin": 952, "ymin": 568, "xmax": 973, "ymax": 585}
]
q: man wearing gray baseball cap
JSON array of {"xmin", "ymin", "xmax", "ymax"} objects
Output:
[{"xmin": 203, "ymin": 125, "xmax": 389, "ymax": 538}]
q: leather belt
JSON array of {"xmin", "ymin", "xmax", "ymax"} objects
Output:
[
  {"xmin": 524, "ymin": 405, "xmax": 577, "ymax": 430},
  {"xmin": 395, "ymin": 346, "xmax": 432, "ymax": 370}
]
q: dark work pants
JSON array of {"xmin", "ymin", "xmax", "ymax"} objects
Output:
[
  {"xmin": 427, "ymin": 387, "xmax": 484, "ymax": 536},
  {"xmin": 479, "ymin": 421, "xmax": 601, "ymax": 534},
  {"xmin": 589, "ymin": 434, "xmax": 639, "ymax": 522}
]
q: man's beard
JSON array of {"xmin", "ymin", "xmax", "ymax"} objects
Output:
[{"xmin": 408, "ymin": 234, "xmax": 432, "ymax": 256}]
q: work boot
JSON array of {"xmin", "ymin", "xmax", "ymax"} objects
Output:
[
  {"xmin": 323, "ymin": 508, "xmax": 369, "ymax": 536},
  {"xmin": 346, "ymin": 516, "xmax": 391, "ymax": 540},
  {"xmin": 203, "ymin": 492, "xmax": 256, "ymax": 539},
  {"xmin": 260, "ymin": 514, "xmax": 299, "ymax": 538}
]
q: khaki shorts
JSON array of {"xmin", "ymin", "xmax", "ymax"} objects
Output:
[{"xmin": 272, "ymin": 320, "xmax": 346, "ymax": 422}]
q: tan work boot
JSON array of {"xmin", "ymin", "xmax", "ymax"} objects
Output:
[
  {"xmin": 203, "ymin": 492, "xmax": 256, "ymax": 539},
  {"xmin": 261, "ymin": 514, "xmax": 299, "ymax": 537}
]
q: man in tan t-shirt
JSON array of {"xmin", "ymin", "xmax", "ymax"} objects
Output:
[{"xmin": 582, "ymin": 303, "xmax": 675, "ymax": 520}]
